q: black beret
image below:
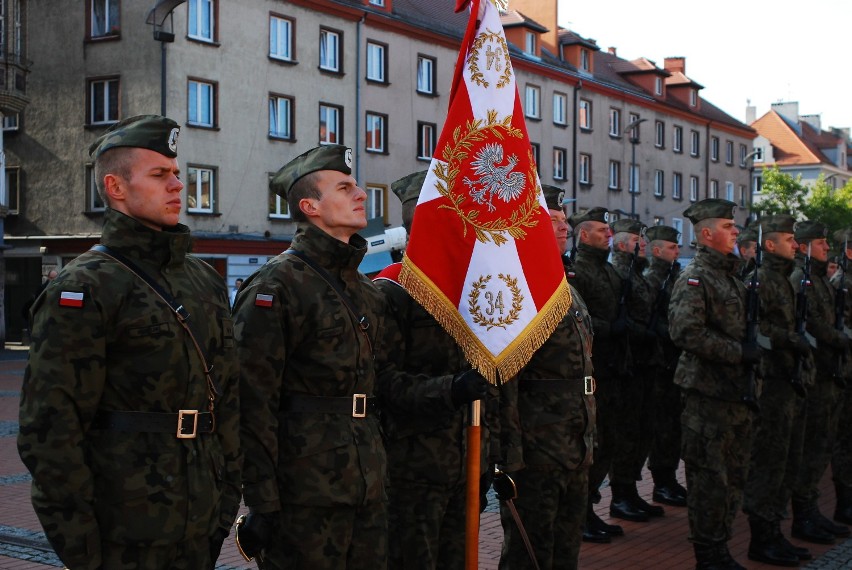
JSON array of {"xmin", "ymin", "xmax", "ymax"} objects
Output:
[
  {"xmin": 645, "ymin": 225, "xmax": 680, "ymax": 243},
  {"xmin": 541, "ymin": 184, "xmax": 566, "ymax": 210},
  {"xmin": 760, "ymin": 214, "xmax": 796, "ymax": 235},
  {"xmin": 270, "ymin": 144, "xmax": 353, "ymax": 199},
  {"xmin": 611, "ymin": 218, "xmax": 646, "ymax": 236},
  {"xmin": 88, "ymin": 114, "xmax": 180, "ymax": 159},
  {"xmin": 569, "ymin": 206, "xmax": 609, "ymax": 227},
  {"xmin": 793, "ymin": 220, "xmax": 828, "ymax": 241}
]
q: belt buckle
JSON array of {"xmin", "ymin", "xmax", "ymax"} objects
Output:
[
  {"xmin": 177, "ymin": 409, "xmax": 199, "ymax": 439},
  {"xmin": 584, "ymin": 376, "xmax": 596, "ymax": 396},
  {"xmin": 352, "ymin": 394, "xmax": 367, "ymax": 418}
]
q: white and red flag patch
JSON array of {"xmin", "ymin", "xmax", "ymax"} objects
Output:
[
  {"xmin": 399, "ymin": 0, "xmax": 570, "ymax": 384},
  {"xmin": 254, "ymin": 293, "xmax": 274, "ymax": 308},
  {"xmin": 59, "ymin": 291, "xmax": 84, "ymax": 308}
]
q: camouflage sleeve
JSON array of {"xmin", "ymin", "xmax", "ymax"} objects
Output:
[
  {"xmin": 759, "ymin": 277, "xmax": 798, "ymax": 348},
  {"xmin": 804, "ymin": 281, "xmax": 847, "ymax": 348},
  {"xmin": 569, "ymin": 271, "xmax": 612, "ymax": 338},
  {"xmin": 17, "ymin": 278, "xmax": 105, "ymax": 569},
  {"xmin": 669, "ymin": 274, "xmax": 741, "ymax": 364},
  {"xmin": 496, "ymin": 377, "xmax": 524, "ymax": 472}
]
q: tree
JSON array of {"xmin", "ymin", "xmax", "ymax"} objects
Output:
[
  {"xmin": 801, "ymin": 175, "xmax": 852, "ymax": 244},
  {"xmin": 753, "ymin": 165, "xmax": 808, "ymax": 217}
]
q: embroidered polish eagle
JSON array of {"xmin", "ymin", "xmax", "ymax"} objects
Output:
[{"xmin": 463, "ymin": 143, "xmax": 526, "ymax": 212}]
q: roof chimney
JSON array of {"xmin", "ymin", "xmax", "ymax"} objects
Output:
[
  {"xmin": 663, "ymin": 57, "xmax": 685, "ymax": 74},
  {"xmin": 608, "ymin": 46, "xmax": 617, "ymax": 55}
]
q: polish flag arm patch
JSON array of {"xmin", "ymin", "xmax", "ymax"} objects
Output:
[
  {"xmin": 59, "ymin": 291, "xmax": 84, "ymax": 308},
  {"xmin": 255, "ymin": 293, "xmax": 274, "ymax": 308},
  {"xmin": 687, "ymin": 278, "xmax": 701, "ymax": 287}
]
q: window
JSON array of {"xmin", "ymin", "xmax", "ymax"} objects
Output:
[
  {"xmin": 319, "ymin": 103, "xmax": 342, "ymax": 144},
  {"xmin": 579, "ymin": 154, "xmax": 591, "ymax": 184},
  {"xmin": 188, "ymin": 79, "xmax": 215, "ymax": 127},
  {"xmin": 690, "ymin": 89, "xmax": 697, "ymax": 107},
  {"xmin": 366, "ymin": 41, "xmax": 387, "ymax": 83},
  {"xmin": 530, "ymin": 143, "xmax": 540, "ymax": 174},
  {"xmin": 3, "ymin": 113, "xmax": 19, "ymax": 131},
  {"xmin": 690, "ymin": 130, "xmax": 700, "ymax": 157},
  {"xmin": 754, "ymin": 176, "xmax": 763, "ymax": 194},
  {"xmin": 609, "ymin": 108, "xmax": 621, "ymax": 137},
  {"xmin": 188, "ymin": 0, "xmax": 214, "ymax": 43},
  {"xmin": 673, "ymin": 172, "xmax": 683, "ymax": 200},
  {"xmin": 417, "ymin": 121, "xmax": 436, "ymax": 160},
  {"xmin": 709, "ymin": 179, "xmax": 718, "ymax": 199},
  {"xmin": 627, "ymin": 113, "xmax": 640, "ymax": 139},
  {"xmin": 739, "ymin": 144, "xmax": 748, "ymax": 167},
  {"xmin": 269, "ymin": 172, "xmax": 290, "ymax": 218},
  {"xmin": 365, "ymin": 112, "xmax": 387, "ymax": 153},
  {"xmin": 85, "ymin": 165, "xmax": 104, "ymax": 213},
  {"xmin": 88, "ymin": 77, "xmax": 119, "ymax": 125},
  {"xmin": 629, "ymin": 164, "xmax": 639, "ymax": 194},
  {"xmin": 268, "ymin": 94, "xmax": 293, "ymax": 140},
  {"xmin": 725, "ymin": 141, "xmax": 734, "ymax": 165},
  {"xmin": 689, "ymin": 176, "xmax": 698, "ymax": 202},
  {"xmin": 553, "ymin": 92, "xmax": 567, "ymax": 126},
  {"xmin": 366, "ymin": 184, "xmax": 386, "ymax": 221},
  {"xmin": 711, "ymin": 136, "xmax": 719, "ymax": 162},
  {"xmin": 417, "ymin": 55, "xmax": 436, "ymax": 95},
  {"xmin": 580, "ymin": 48, "xmax": 590, "ymax": 71},
  {"xmin": 369, "ymin": 0, "xmax": 385, "ymax": 5},
  {"xmin": 726, "ymin": 181, "xmax": 734, "ymax": 201},
  {"xmin": 553, "ymin": 147, "xmax": 566, "ymax": 181},
  {"xmin": 654, "ymin": 170, "xmax": 664, "ymax": 197},
  {"xmin": 608, "ymin": 160, "xmax": 620, "ymax": 190},
  {"xmin": 269, "ymin": 15, "xmax": 293, "ymax": 61},
  {"xmin": 524, "ymin": 31, "xmax": 536, "ymax": 55},
  {"xmin": 654, "ymin": 76, "xmax": 663, "ymax": 95},
  {"xmin": 672, "ymin": 217, "xmax": 683, "ymax": 245},
  {"xmin": 524, "ymin": 85, "xmax": 540, "ymax": 119},
  {"xmin": 655, "ymin": 120, "xmax": 665, "ymax": 148},
  {"xmin": 673, "ymin": 126, "xmax": 683, "ymax": 153},
  {"xmin": 4, "ymin": 165, "xmax": 19, "ymax": 214},
  {"xmin": 739, "ymin": 184, "xmax": 747, "ymax": 207},
  {"xmin": 319, "ymin": 28, "xmax": 341, "ymax": 72},
  {"xmin": 187, "ymin": 166, "xmax": 215, "ymax": 214},
  {"xmin": 579, "ymin": 99, "xmax": 592, "ymax": 130},
  {"xmin": 90, "ymin": 0, "xmax": 119, "ymax": 38}
]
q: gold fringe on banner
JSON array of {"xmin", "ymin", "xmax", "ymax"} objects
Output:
[{"xmin": 400, "ymin": 256, "xmax": 573, "ymax": 385}]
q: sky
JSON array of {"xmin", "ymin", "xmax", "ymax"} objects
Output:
[{"xmin": 555, "ymin": 0, "xmax": 851, "ymax": 131}]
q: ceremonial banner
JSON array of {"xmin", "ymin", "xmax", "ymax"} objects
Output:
[{"xmin": 400, "ymin": 0, "xmax": 571, "ymax": 384}]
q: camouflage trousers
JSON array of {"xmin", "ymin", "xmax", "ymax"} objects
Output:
[
  {"xmin": 259, "ymin": 502, "xmax": 387, "ymax": 570},
  {"xmin": 793, "ymin": 377, "xmax": 842, "ymax": 507},
  {"xmin": 499, "ymin": 465, "xmax": 588, "ymax": 570},
  {"xmin": 99, "ymin": 536, "xmax": 211, "ymax": 569},
  {"xmin": 387, "ymin": 479, "xmax": 465, "ymax": 569},
  {"xmin": 611, "ymin": 365, "xmax": 654, "ymax": 486},
  {"xmin": 588, "ymin": 376, "xmax": 620, "ymax": 500},
  {"xmin": 833, "ymin": 386, "xmax": 852, "ymax": 489},
  {"xmin": 743, "ymin": 378, "xmax": 806, "ymax": 523},
  {"xmin": 681, "ymin": 391, "xmax": 754, "ymax": 544},
  {"xmin": 648, "ymin": 366, "xmax": 683, "ymax": 485}
]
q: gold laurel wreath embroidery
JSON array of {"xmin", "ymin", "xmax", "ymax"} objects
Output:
[
  {"xmin": 468, "ymin": 273, "xmax": 524, "ymax": 330},
  {"xmin": 467, "ymin": 29, "xmax": 512, "ymax": 89},
  {"xmin": 433, "ymin": 110, "xmax": 540, "ymax": 246}
]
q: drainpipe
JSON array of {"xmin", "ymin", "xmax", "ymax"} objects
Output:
[
  {"xmin": 571, "ymin": 80, "xmax": 582, "ymax": 214},
  {"xmin": 355, "ymin": 14, "xmax": 365, "ymax": 183}
]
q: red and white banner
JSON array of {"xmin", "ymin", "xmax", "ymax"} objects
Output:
[{"xmin": 400, "ymin": 0, "xmax": 571, "ymax": 384}]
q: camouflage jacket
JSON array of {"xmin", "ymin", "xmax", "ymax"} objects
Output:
[
  {"xmin": 669, "ymin": 245, "xmax": 750, "ymax": 401},
  {"xmin": 374, "ymin": 265, "xmax": 496, "ymax": 486},
  {"xmin": 644, "ymin": 257, "xmax": 682, "ymax": 370},
  {"xmin": 567, "ymin": 243, "xmax": 631, "ymax": 379},
  {"xmin": 500, "ymin": 286, "xmax": 595, "ymax": 472},
  {"xmin": 17, "ymin": 209, "xmax": 241, "ymax": 570},
  {"xmin": 611, "ymin": 252, "xmax": 656, "ymax": 364},
  {"xmin": 233, "ymin": 223, "xmax": 388, "ymax": 512}
]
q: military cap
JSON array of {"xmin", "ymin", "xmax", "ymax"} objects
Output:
[
  {"xmin": 88, "ymin": 114, "xmax": 180, "ymax": 159},
  {"xmin": 270, "ymin": 144, "xmax": 353, "ymax": 198},
  {"xmin": 569, "ymin": 206, "xmax": 609, "ymax": 228},
  {"xmin": 736, "ymin": 226, "xmax": 759, "ymax": 244},
  {"xmin": 759, "ymin": 213, "xmax": 796, "ymax": 235},
  {"xmin": 645, "ymin": 225, "xmax": 680, "ymax": 243},
  {"xmin": 391, "ymin": 170, "xmax": 427, "ymax": 205},
  {"xmin": 683, "ymin": 198, "xmax": 737, "ymax": 224},
  {"xmin": 793, "ymin": 220, "xmax": 828, "ymax": 241},
  {"xmin": 833, "ymin": 228, "xmax": 852, "ymax": 245},
  {"xmin": 611, "ymin": 218, "xmax": 646, "ymax": 236},
  {"xmin": 541, "ymin": 184, "xmax": 566, "ymax": 210}
]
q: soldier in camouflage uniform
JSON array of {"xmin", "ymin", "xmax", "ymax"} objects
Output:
[
  {"xmin": 17, "ymin": 115, "xmax": 242, "ymax": 570},
  {"xmin": 830, "ymin": 230, "xmax": 852, "ymax": 524},
  {"xmin": 668, "ymin": 199, "xmax": 759, "ymax": 569},
  {"xmin": 643, "ymin": 225, "xmax": 687, "ymax": 508},
  {"xmin": 736, "ymin": 226, "xmax": 758, "ymax": 281},
  {"xmin": 233, "ymin": 145, "xmax": 393, "ymax": 569},
  {"xmin": 497, "ymin": 184, "xmax": 596, "ymax": 569},
  {"xmin": 789, "ymin": 221, "xmax": 851, "ymax": 546},
  {"xmin": 741, "ymin": 214, "xmax": 813, "ymax": 565},
  {"xmin": 373, "ymin": 170, "xmax": 491, "ymax": 569},
  {"xmin": 566, "ymin": 206, "xmax": 627, "ymax": 542},
  {"xmin": 608, "ymin": 219, "xmax": 665, "ymax": 522}
]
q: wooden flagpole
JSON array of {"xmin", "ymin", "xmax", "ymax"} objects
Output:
[{"xmin": 465, "ymin": 399, "xmax": 481, "ymax": 569}]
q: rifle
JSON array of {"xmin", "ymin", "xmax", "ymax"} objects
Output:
[
  {"xmin": 615, "ymin": 241, "xmax": 640, "ymax": 327},
  {"xmin": 742, "ymin": 226, "xmax": 762, "ymax": 413},
  {"xmin": 646, "ymin": 260, "xmax": 676, "ymax": 334},
  {"xmin": 834, "ymin": 238, "xmax": 850, "ymax": 387},
  {"xmin": 569, "ymin": 229, "xmax": 578, "ymax": 266},
  {"xmin": 791, "ymin": 242, "xmax": 812, "ymax": 397}
]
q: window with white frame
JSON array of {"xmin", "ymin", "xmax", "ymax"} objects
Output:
[
  {"xmin": 90, "ymin": 0, "xmax": 119, "ymax": 38},
  {"xmin": 319, "ymin": 28, "xmax": 341, "ymax": 72},
  {"xmin": 711, "ymin": 136, "xmax": 719, "ymax": 162},
  {"xmin": 608, "ymin": 160, "xmax": 620, "ymax": 190},
  {"xmin": 690, "ymin": 89, "xmax": 697, "ymax": 107},
  {"xmin": 369, "ymin": 0, "xmax": 385, "ymax": 5},
  {"xmin": 553, "ymin": 147, "xmax": 566, "ymax": 181},
  {"xmin": 417, "ymin": 121, "xmax": 436, "ymax": 160},
  {"xmin": 579, "ymin": 153, "xmax": 591, "ymax": 184},
  {"xmin": 365, "ymin": 112, "xmax": 386, "ymax": 153},
  {"xmin": 673, "ymin": 172, "xmax": 682, "ymax": 200},
  {"xmin": 726, "ymin": 181, "xmax": 734, "ymax": 201},
  {"xmin": 88, "ymin": 77, "xmax": 119, "ymax": 125},
  {"xmin": 269, "ymin": 15, "xmax": 293, "ymax": 61},
  {"xmin": 366, "ymin": 41, "xmax": 387, "ymax": 83},
  {"xmin": 629, "ymin": 164, "xmax": 639, "ymax": 194},
  {"xmin": 269, "ymin": 179, "xmax": 290, "ymax": 219},
  {"xmin": 417, "ymin": 55, "xmax": 435, "ymax": 95},
  {"xmin": 188, "ymin": 0, "xmax": 214, "ymax": 42},
  {"xmin": 609, "ymin": 108, "xmax": 621, "ymax": 137},
  {"xmin": 524, "ymin": 31, "xmax": 536, "ymax": 55},
  {"xmin": 725, "ymin": 141, "xmax": 734, "ymax": 165},
  {"xmin": 366, "ymin": 184, "xmax": 386, "ymax": 221},
  {"xmin": 655, "ymin": 120, "xmax": 665, "ymax": 148},
  {"xmin": 579, "ymin": 99, "xmax": 592, "ymax": 129},
  {"xmin": 739, "ymin": 144, "xmax": 748, "ymax": 166},
  {"xmin": 654, "ymin": 169, "xmax": 664, "ymax": 197},
  {"xmin": 553, "ymin": 92, "xmax": 567, "ymax": 126},
  {"xmin": 268, "ymin": 94, "xmax": 293, "ymax": 140},
  {"xmin": 673, "ymin": 126, "xmax": 683, "ymax": 153},
  {"xmin": 524, "ymin": 85, "xmax": 540, "ymax": 119},
  {"xmin": 654, "ymin": 76, "xmax": 663, "ymax": 96},
  {"xmin": 188, "ymin": 79, "xmax": 215, "ymax": 127},
  {"xmin": 4, "ymin": 165, "xmax": 20, "ymax": 214},
  {"xmin": 690, "ymin": 130, "xmax": 700, "ymax": 157},
  {"xmin": 739, "ymin": 184, "xmax": 746, "ymax": 207},
  {"xmin": 627, "ymin": 113, "xmax": 640, "ymax": 139},
  {"xmin": 319, "ymin": 103, "xmax": 341, "ymax": 145},
  {"xmin": 187, "ymin": 166, "xmax": 215, "ymax": 214},
  {"xmin": 530, "ymin": 143, "xmax": 540, "ymax": 174},
  {"xmin": 689, "ymin": 175, "xmax": 698, "ymax": 202},
  {"xmin": 3, "ymin": 113, "xmax": 19, "ymax": 131},
  {"xmin": 580, "ymin": 48, "xmax": 590, "ymax": 71},
  {"xmin": 672, "ymin": 217, "xmax": 684, "ymax": 245},
  {"xmin": 85, "ymin": 164, "xmax": 104, "ymax": 213},
  {"xmin": 709, "ymin": 179, "xmax": 718, "ymax": 199}
]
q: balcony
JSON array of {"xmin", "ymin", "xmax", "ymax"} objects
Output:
[{"xmin": 0, "ymin": 52, "xmax": 30, "ymax": 115}]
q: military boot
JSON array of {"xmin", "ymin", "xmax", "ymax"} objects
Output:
[
  {"xmin": 713, "ymin": 542, "xmax": 746, "ymax": 570},
  {"xmin": 653, "ymin": 476, "xmax": 688, "ymax": 507},
  {"xmin": 693, "ymin": 542, "xmax": 739, "ymax": 570},
  {"xmin": 609, "ymin": 483, "xmax": 650, "ymax": 522},
  {"xmin": 627, "ymin": 484, "xmax": 665, "ymax": 517},
  {"xmin": 791, "ymin": 502, "xmax": 837, "ymax": 545},
  {"xmin": 776, "ymin": 531, "xmax": 812, "ymax": 561},
  {"xmin": 835, "ymin": 484, "xmax": 852, "ymax": 525},
  {"xmin": 586, "ymin": 502, "xmax": 623, "ymax": 537},
  {"xmin": 747, "ymin": 519, "xmax": 799, "ymax": 567}
]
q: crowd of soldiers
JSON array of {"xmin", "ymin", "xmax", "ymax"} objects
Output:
[{"xmin": 14, "ymin": 114, "xmax": 852, "ymax": 570}]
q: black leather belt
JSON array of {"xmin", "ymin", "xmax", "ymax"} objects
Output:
[
  {"xmin": 282, "ymin": 394, "xmax": 378, "ymax": 418},
  {"xmin": 520, "ymin": 376, "xmax": 596, "ymax": 395},
  {"xmin": 92, "ymin": 410, "xmax": 214, "ymax": 439}
]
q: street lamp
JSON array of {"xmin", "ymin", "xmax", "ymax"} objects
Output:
[
  {"xmin": 627, "ymin": 117, "xmax": 647, "ymax": 219},
  {"xmin": 146, "ymin": 0, "xmax": 187, "ymax": 115},
  {"xmin": 741, "ymin": 149, "xmax": 761, "ymax": 221}
]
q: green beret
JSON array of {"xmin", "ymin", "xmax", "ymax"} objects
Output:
[
  {"xmin": 611, "ymin": 218, "xmax": 646, "ymax": 236},
  {"xmin": 645, "ymin": 225, "xmax": 680, "ymax": 243},
  {"xmin": 541, "ymin": 184, "xmax": 566, "ymax": 210},
  {"xmin": 569, "ymin": 206, "xmax": 609, "ymax": 228},
  {"xmin": 736, "ymin": 226, "xmax": 758, "ymax": 244},
  {"xmin": 833, "ymin": 228, "xmax": 852, "ymax": 245},
  {"xmin": 391, "ymin": 170, "xmax": 427, "ymax": 205},
  {"xmin": 270, "ymin": 144, "xmax": 353, "ymax": 198},
  {"xmin": 793, "ymin": 220, "xmax": 827, "ymax": 241},
  {"xmin": 683, "ymin": 199, "xmax": 737, "ymax": 224},
  {"xmin": 88, "ymin": 114, "xmax": 180, "ymax": 159},
  {"xmin": 759, "ymin": 213, "xmax": 796, "ymax": 235}
]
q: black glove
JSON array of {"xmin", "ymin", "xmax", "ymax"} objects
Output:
[
  {"xmin": 741, "ymin": 341, "xmax": 761, "ymax": 365},
  {"xmin": 451, "ymin": 369, "xmax": 489, "ymax": 407},
  {"xmin": 610, "ymin": 316, "xmax": 628, "ymax": 337},
  {"xmin": 235, "ymin": 510, "xmax": 278, "ymax": 561},
  {"xmin": 479, "ymin": 465, "xmax": 495, "ymax": 513},
  {"xmin": 210, "ymin": 527, "xmax": 229, "ymax": 567},
  {"xmin": 493, "ymin": 469, "xmax": 517, "ymax": 501},
  {"xmin": 792, "ymin": 335, "xmax": 811, "ymax": 356}
]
